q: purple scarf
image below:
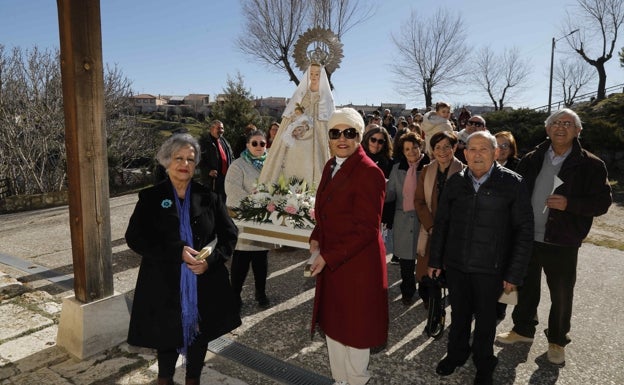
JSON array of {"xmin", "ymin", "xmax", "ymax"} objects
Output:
[{"xmin": 173, "ymin": 183, "xmax": 199, "ymax": 358}]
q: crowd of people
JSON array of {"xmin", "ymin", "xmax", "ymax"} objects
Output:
[{"xmin": 125, "ymin": 71, "xmax": 612, "ymax": 385}]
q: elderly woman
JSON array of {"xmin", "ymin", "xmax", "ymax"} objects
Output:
[
  {"xmin": 125, "ymin": 134, "xmax": 241, "ymax": 385},
  {"xmin": 386, "ymin": 132, "xmax": 427, "ymax": 305},
  {"xmin": 225, "ymin": 130, "xmax": 272, "ymax": 309},
  {"xmin": 308, "ymin": 108, "xmax": 388, "ymax": 385},
  {"xmin": 495, "ymin": 131, "xmax": 520, "ymax": 171},
  {"xmin": 414, "ymin": 131, "xmax": 464, "ymax": 306}
]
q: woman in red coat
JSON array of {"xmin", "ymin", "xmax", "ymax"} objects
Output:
[{"xmin": 308, "ymin": 108, "xmax": 389, "ymax": 385}]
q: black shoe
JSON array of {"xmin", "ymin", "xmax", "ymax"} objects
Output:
[
  {"xmin": 436, "ymin": 357, "xmax": 465, "ymax": 376},
  {"xmin": 401, "ymin": 296, "xmax": 413, "ymax": 306},
  {"xmin": 390, "ymin": 255, "xmax": 399, "ymax": 265},
  {"xmin": 256, "ymin": 295, "xmax": 270, "ymax": 308},
  {"xmin": 474, "ymin": 371, "xmax": 493, "ymax": 385}
]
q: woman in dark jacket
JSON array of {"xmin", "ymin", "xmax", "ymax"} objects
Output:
[
  {"xmin": 495, "ymin": 131, "xmax": 520, "ymax": 171},
  {"xmin": 125, "ymin": 134, "xmax": 240, "ymax": 385},
  {"xmin": 362, "ymin": 127, "xmax": 393, "ymax": 178}
]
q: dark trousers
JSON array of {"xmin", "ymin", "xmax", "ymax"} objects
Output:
[
  {"xmin": 230, "ymin": 250, "xmax": 268, "ymax": 299},
  {"xmin": 399, "ymin": 258, "xmax": 416, "ymax": 299},
  {"xmin": 445, "ymin": 268, "xmax": 501, "ymax": 373},
  {"xmin": 512, "ymin": 241, "xmax": 578, "ymax": 346},
  {"xmin": 157, "ymin": 333, "xmax": 209, "ymax": 379}
]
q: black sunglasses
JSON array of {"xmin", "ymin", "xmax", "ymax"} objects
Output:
[
  {"xmin": 250, "ymin": 140, "xmax": 266, "ymax": 147},
  {"xmin": 467, "ymin": 121, "xmax": 484, "ymax": 127},
  {"xmin": 369, "ymin": 137, "xmax": 386, "ymax": 145},
  {"xmin": 328, "ymin": 127, "xmax": 359, "ymax": 140}
]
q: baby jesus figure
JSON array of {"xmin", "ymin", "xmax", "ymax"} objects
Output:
[{"xmin": 282, "ymin": 105, "xmax": 313, "ymax": 147}]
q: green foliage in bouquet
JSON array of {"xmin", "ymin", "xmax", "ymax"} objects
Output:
[{"xmin": 233, "ymin": 175, "xmax": 316, "ymax": 229}]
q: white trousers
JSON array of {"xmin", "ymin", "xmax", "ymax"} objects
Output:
[{"xmin": 326, "ymin": 335, "xmax": 371, "ymax": 385}]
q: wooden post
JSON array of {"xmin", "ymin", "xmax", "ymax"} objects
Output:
[{"xmin": 56, "ymin": 0, "xmax": 113, "ymax": 303}]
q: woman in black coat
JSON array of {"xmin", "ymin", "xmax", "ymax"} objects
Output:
[{"xmin": 125, "ymin": 133, "xmax": 240, "ymax": 385}]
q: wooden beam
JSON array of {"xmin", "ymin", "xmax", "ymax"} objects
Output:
[{"xmin": 57, "ymin": 0, "xmax": 113, "ymax": 302}]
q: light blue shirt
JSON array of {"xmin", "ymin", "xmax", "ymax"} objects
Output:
[
  {"xmin": 468, "ymin": 163, "xmax": 495, "ymax": 192},
  {"xmin": 547, "ymin": 145, "xmax": 572, "ymax": 166}
]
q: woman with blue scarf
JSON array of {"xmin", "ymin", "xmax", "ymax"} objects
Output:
[
  {"xmin": 225, "ymin": 129, "xmax": 273, "ymax": 309},
  {"xmin": 125, "ymin": 134, "xmax": 240, "ymax": 385}
]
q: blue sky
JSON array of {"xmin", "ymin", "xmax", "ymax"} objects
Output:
[{"xmin": 1, "ymin": 0, "xmax": 623, "ymax": 110}]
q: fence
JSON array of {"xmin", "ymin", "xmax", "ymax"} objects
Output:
[{"xmin": 533, "ymin": 83, "xmax": 624, "ymax": 112}]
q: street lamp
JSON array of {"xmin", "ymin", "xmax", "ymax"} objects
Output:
[{"xmin": 548, "ymin": 29, "xmax": 579, "ymax": 113}]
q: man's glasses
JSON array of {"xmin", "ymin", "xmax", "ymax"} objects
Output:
[
  {"xmin": 551, "ymin": 120, "xmax": 574, "ymax": 128},
  {"xmin": 328, "ymin": 127, "xmax": 359, "ymax": 140},
  {"xmin": 250, "ymin": 140, "xmax": 266, "ymax": 147},
  {"xmin": 369, "ymin": 137, "xmax": 386, "ymax": 145},
  {"xmin": 467, "ymin": 121, "xmax": 484, "ymax": 127}
]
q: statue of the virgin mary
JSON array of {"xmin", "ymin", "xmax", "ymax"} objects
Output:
[
  {"xmin": 258, "ymin": 63, "xmax": 334, "ymax": 188},
  {"xmin": 259, "ymin": 27, "xmax": 343, "ymax": 188}
]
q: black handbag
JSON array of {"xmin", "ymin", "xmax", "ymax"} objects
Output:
[{"xmin": 424, "ymin": 273, "xmax": 447, "ymax": 339}]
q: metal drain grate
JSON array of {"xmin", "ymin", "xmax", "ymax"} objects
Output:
[{"xmin": 208, "ymin": 337, "xmax": 333, "ymax": 385}]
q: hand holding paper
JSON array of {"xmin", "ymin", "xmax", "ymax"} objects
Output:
[{"xmin": 543, "ymin": 175, "xmax": 564, "ymax": 214}]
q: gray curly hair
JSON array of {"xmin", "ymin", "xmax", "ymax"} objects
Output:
[{"xmin": 156, "ymin": 133, "xmax": 201, "ymax": 168}]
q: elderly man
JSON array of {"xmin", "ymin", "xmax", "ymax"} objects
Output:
[
  {"xmin": 497, "ymin": 109, "xmax": 612, "ymax": 365},
  {"xmin": 199, "ymin": 120, "xmax": 234, "ymax": 202},
  {"xmin": 455, "ymin": 115, "xmax": 487, "ymax": 163},
  {"xmin": 429, "ymin": 131, "xmax": 534, "ymax": 385}
]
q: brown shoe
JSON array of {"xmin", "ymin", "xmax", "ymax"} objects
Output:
[
  {"xmin": 547, "ymin": 343, "xmax": 565, "ymax": 365},
  {"xmin": 157, "ymin": 377, "xmax": 173, "ymax": 385},
  {"xmin": 496, "ymin": 330, "xmax": 534, "ymax": 344}
]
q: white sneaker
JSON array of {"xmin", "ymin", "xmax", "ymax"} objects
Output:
[
  {"xmin": 332, "ymin": 381, "xmax": 348, "ymax": 385},
  {"xmin": 547, "ymin": 343, "xmax": 565, "ymax": 365}
]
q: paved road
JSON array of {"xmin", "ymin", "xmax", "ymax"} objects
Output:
[{"xmin": 1, "ymin": 194, "xmax": 624, "ymax": 384}]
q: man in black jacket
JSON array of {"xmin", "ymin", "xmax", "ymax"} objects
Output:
[
  {"xmin": 428, "ymin": 131, "xmax": 534, "ymax": 385},
  {"xmin": 199, "ymin": 120, "xmax": 234, "ymax": 202},
  {"xmin": 496, "ymin": 109, "xmax": 612, "ymax": 365}
]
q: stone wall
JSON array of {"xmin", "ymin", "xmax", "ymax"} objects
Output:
[{"xmin": 0, "ymin": 190, "xmax": 68, "ymax": 213}]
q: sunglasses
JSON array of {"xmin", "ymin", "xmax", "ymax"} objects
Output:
[
  {"xmin": 328, "ymin": 127, "xmax": 359, "ymax": 140},
  {"xmin": 369, "ymin": 137, "xmax": 386, "ymax": 145},
  {"xmin": 467, "ymin": 121, "xmax": 484, "ymax": 127},
  {"xmin": 250, "ymin": 140, "xmax": 266, "ymax": 147}
]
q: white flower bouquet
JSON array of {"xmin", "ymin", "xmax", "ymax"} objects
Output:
[{"xmin": 233, "ymin": 175, "xmax": 316, "ymax": 229}]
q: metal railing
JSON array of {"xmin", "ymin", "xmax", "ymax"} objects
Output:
[{"xmin": 534, "ymin": 83, "xmax": 624, "ymax": 112}]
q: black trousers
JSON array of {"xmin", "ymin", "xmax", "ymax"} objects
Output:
[
  {"xmin": 157, "ymin": 333, "xmax": 209, "ymax": 379},
  {"xmin": 445, "ymin": 267, "xmax": 501, "ymax": 373},
  {"xmin": 512, "ymin": 241, "xmax": 578, "ymax": 346},
  {"xmin": 230, "ymin": 250, "xmax": 269, "ymax": 299},
  {"xmin": 399, "ymin": 258, "xmax": 416, "ymax": 299}
]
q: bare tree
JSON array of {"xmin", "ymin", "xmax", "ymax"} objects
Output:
[
  {"xmin": 471, "ymin": 47, "xmax": 531, "ymax": 110},
  {"xmin": 309, "ymin": 0, "xmax": 374, "ymax": 38},
  {"xmin": 0, "ymin": 45, "xmax": 157, "ymax": 194},
  {"xmin": 0, "ymin": 46, "xmax": 66, "ymax": 194},
  {"xmin": 104, "ymin": 64, "xmax": 158, "ymax": 187},
  {"xmin": 620, "ymin": 46, "xmax": 624, "ymax": 66},
  {"xmin": 391, "ymin": 8, "xmax": 468, "ymax": 109},
  {"xmin": 237, "ymin": 0, "xmax": 373, "ymax": 86},
  {"xmin": 564, "ymin": 0, "xmax": 624, "ymax": 100},
  {"xmin": 554, "ymin": 58, "xmax": 597, "ymax": 107}
]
